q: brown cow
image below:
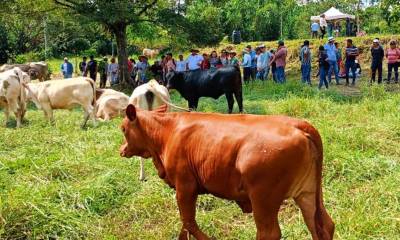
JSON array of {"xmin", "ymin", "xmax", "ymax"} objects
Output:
[{"xmin": 119, "ymin": 105, "xmax": 334, "ymax": 240}]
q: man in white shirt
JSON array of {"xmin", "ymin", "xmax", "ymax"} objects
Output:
[
  {"xmin": 176, "ymin": 54, "xmax": 187, "ymax": 72},
  {"xmin": 186, "ymin": 49, "xmax": 203, "ymax": 71}
]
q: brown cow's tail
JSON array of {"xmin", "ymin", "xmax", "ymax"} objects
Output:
[{"xmin": 296, "ymin": 121, "xmax": 332, "ymax": 240}]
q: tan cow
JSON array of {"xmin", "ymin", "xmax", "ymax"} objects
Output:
[
  {"xmin": 96, "ymin": 88, "xmax": 130, "ymax": 121},
  {"xmin": 24, "ymin": 77, "xmax": 97, "ymax": 128},
  {"xmin": 0, "ymin": 62, "xmax": 49, "ymax": 82},
  {"xmin": 0, "ymin": 67, "xmax": 30, "ymax": 127},
  {"xmin": 142, "ymin": 48, "xmax": 160, "ymax": 59}
]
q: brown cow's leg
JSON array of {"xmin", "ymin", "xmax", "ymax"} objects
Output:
[
  {"xmin": 249, "ymin": 190, "xmax": 283, "ymax": 240},
  {"xmin": 176, "ymin": 187, "xmax": 210, "ymax": 240},
  {"xmin": 295, "ymin": 193, "xmax": 334, "ymax": 240}
]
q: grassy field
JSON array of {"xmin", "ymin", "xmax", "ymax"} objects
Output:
[{"xmin": 1, "ymin": 75, "xmax": 400, "ymax": 239}]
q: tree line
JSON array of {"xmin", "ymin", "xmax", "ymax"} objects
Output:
[{"xmin": 1, "ymin": 0, "xmax": 399, "ymax": 84}]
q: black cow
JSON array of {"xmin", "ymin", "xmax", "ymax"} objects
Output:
[{"xmin": 166, "ymin": 66, "xmax": 243, "ymax": 113}]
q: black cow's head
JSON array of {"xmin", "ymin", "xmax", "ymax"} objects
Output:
[{"xmin": 165, "ymin": 71, "xmax": 184, "ymax": 91}]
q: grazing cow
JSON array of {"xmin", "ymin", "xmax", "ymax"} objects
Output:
[
  {"xmin": 142, "ymin": 48, "xmax": 160, "ymax": 59},
  {"xmin": 120, "ymin": 106, "xmax": 334, "ymax": 240},
  {"xmin": 165, "ymin": 66, "xmax": 243, "ymax": 113},
  {"xmin": 24, "ymin": 77, "xmax": 96, "ymax": 128},
  {"xmin": 0, "ymin": 68, "xmax": 30, "ymax": 127},
  {"xmin": 129, "ymin": 80, "xmax": 189, "ymax": 181},
  {"xmin": 96, "ymin": 88, "xmax": 130, "ymax": 121},
  {"xmin": 0, "ymin": 62, "xmax": 49, "ymax": 81}
]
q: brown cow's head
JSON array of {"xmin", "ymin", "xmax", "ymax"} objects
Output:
[{"xmin": 119, "ymin": 104, "xmax": 168, "ymax": 159}]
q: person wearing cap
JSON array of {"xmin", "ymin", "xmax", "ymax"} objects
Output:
[
  {"xmin": 386, "ymin": 40, "xmax": 400, "ymax": 84},
  {"xmin": 186, "ymin": 49, "xmax": 204, "ymax": 71},
  {"xmin": 300, "ymin": 40, "xmax": 312, "ymax": 85},
  {"xmin": 241, "ymin": 47, "xmax": 252, "ymax": 83},
  {"xmin": 60, "ymin": 57, "xmax": 73, "ymax": 79},
  {"xmin": 98, "ymin": 57, "xmax": 108, "ymax": 88},
  {"xmin": 228, "ymin": 51, "xmax": 239, "ymax": 67},
  {"xmin": 271, "ymin": 40, "xmax": 287, "ymax": 83},
  {"xmin": 324, "ymin": 37, "xmax": 340, "ymax": 85},
  {"xmin": 370, "ymin": 39, "xmax": 384, "ymax": 84},
  {"xmin": 176, "ymin": 54, "xmax": 187, "ymax": 72},
  {"xmin": 256, "ymin": 44, "xmax": 271, "ymax": 81},
  {"xmin": 344, "ymin": 38, "xmax": 359, "ymax": 86}
]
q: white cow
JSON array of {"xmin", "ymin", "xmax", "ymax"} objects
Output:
[
  {"xmin": 129, "ymin": 80, "xmax": 189, "ymax": 181},
  {"xmin": 24, "ymin": 77, "xmax": 97, "ymax": 128},
  {"xmin": 96, "ymin": 88, "xmax": 130, "ymax": 121},
  {"xmin": 0, "ymin": 67, "xmax": 30, "ymax": 127}
]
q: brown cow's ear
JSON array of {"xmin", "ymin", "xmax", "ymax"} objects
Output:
[
  {"xmin": 154, "ymin": 104, "xmax": 168, "ymax": 113},
  {"xmin": 126, "ymin": 104, "xmax": 137, "ymax": 121}
]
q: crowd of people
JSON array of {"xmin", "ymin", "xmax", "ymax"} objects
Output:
[
  {"xmin": 61, "ymin": 37, "xmax": 400, "ymax": 90},
  {"xmin": 311, "ymin": 14, "xmax": 357, "ymax": 39}
]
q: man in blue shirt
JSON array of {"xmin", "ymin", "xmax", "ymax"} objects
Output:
[
  {"xmin": 241, "ymin": 47, "xmax": 252, "ymax": 83},
  {"xmin": 324, "ymin": 37, "xmax": 340, "ymax": 85},
  {"xmin": 311, "ymin": 22, "xmax": 319, "ymax": 39},
  {"xmin": 300, "ymin": 40, "xmax": 312, "ymax": 85},
  {"xmin": 61, "ymin": 57, "xmax": 73, "ymax": 79},
  {"xmin": 247, "ymin": 45, "xmax": 257, "ymax": 81}
]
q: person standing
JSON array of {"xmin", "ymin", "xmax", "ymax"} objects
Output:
[
  {"xmin": 370, "ymin": 39, "xmax": 384, "ymax": 84},
  {"xmin": 324, "ymin": 37, "xmax": 340, "ymax": 85},
  {"xmin": 220, "ymin": 50, "xmax": 229, "ymax": 66},
  {"xmin": 311, "ymin": 21, "xmax": 320, "ymax": 39},
  {"xmin": 241, "ymin": 47, "xmax": 252, "ymax": 83},
  {"xmin": 61, "ymin": 57, "xmax": 73, "ymax": 79},
  {"xmin": 108, "ymin": 57, "xmax": 119, "ymax": 85},
  {"xmin": 255, "ymin": 47, "xmax": 264, "ymax": 80},
  {"xmin": 273, "ymin": 40, "xmax": 288, "ymax": 84},
  {"xmin": 85, "ymin": 56, "xmax": 98, "ymax": 82},
  {"xmin": 229, "ymin": 51, "xmax": 239, "ymax": 67},
  {"xmin": 136, "ymin": 56, "xmax": 149, "ymax": 84},
  {"xmin": 318, "ymin": 46, "xmax": 329, "ymax": 90},
  {"xmin": 269, "ymin": 49, "xmax": 277, "ymax": 82},
  {"xmin": 165, "ymin": 53, "xmax": 176, "ymax": 73},
  {"xmin": 386, "ymin": 40, "xmax": 400, "ymax": 84},
  {"xmin": 248, "ymin": 45, "xmax": 257, "ymax": 80},
  {"xmin": 300, "ymin": 40, "xmax": 312, "ymax": 85},
  {"xmin": 319, "ymin": 14, "xmax": 328, "ymax": 39},
  {"xmin": 344, "ymin": 38, "xmax": 359, "ymax": 86},
  {"xmin": 200, "ymin": 53, "xmax": 210, "ymax": 70},
  {"xmin": 257, "ymin": 45, "xmax": 271, "ymax": 81},
  {"xmin": 186, "ymin": 49, "xmax": 204, "ymax": 71},
  {"xmin": 98, "ymin": 57, "xmax": 108, "ymax": 88},
  {"xmin": 209, "ymin": 51, "xmax": 220, "ymax": 71},
  {"xmin": 129, "ymin": 58, "xmax": 137, "ymax": 84},
  {"xmin": 176, "ymin": 54, "xmax": 187, "ymax": 72},
  {"xmin": 79, "ymin": 56, "xmax": 87, "ymax": 76}
]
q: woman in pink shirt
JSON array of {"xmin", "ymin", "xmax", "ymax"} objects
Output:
[{"xmin": 386, "ymin": 40, "xmax": 400, "ymax": 83}]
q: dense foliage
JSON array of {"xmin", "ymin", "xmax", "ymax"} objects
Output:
[{"xmin": 0, "ymin": 0, "xmax": 399, "ymax": 63}]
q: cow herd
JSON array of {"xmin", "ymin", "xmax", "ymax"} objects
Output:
[{"xmin": 1, "ymin": 64, "xmax": 335, "ymax": 239}]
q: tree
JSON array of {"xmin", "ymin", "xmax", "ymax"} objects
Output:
[
  {"xmin": 54, "ymin": 0, "xmax": 160, "ymax": 86},
  {"xmin": 0, "ymin": 24, "xmax": 9, "ymax": 64}
]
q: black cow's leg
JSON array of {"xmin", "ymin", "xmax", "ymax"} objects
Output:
[
  {"xmin": 225, "ymin": 93, "xmax": 234, "ymax": 114},
  {"xmin": 234, "ymin": 89, "xmax": 243, "ymax": 113},
  {"xmin": 188, "ymin": 99, "xmax": 197, "ymax": 111}
]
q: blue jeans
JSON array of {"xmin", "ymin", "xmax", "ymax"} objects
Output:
[
  {"xmin": 301, "ymin": 64, "xmax": 311, "ymax": 85},
  {"xmin": 319, "ymin": 67, "xmax": 329, "ymax": 89},
  {"xmin": 276, "ymin": 66, "xmax": 286, "ymax": 83},
  {"xmin": 327, "ymin": 60, "xmax": 339, "ymax": 84},
  {"xmin": 263, "ymin": 67, "xmax": 270, "ymax": 80},
  {"xmin": 63, "ymin": 73, "xmax": 72, "ymax": 79},
  {"xmin": 345, "ymin": 61, "xmax": 357, "ymax": 84},
  {"xmin": 256, "ymin": 70, "xmax": 265, "ymax": 80}
]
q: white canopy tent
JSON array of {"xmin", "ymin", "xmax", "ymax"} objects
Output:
[{"xmin": 310, "ymin": 7, "xmax": 355, "ymax": 21}]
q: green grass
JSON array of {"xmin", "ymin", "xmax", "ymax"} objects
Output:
[{"xmin": 1, "ymin": 76, "xmax": 400, "ymax": 239}]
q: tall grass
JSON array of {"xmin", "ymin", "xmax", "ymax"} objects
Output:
[{"xmin": 0, "ymin": 78, "xmax": 399, "ymax": 239}]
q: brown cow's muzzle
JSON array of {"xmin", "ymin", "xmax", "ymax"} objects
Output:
[{"xmin": 119, "ymin": 143, "xmax": 134, "ymax": 158}]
